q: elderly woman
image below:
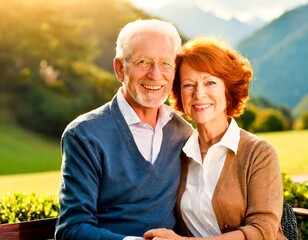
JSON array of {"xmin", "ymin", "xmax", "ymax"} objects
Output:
[{"xmin": 144, "ymin": 37, "xmax": 286, "ymax": 240}]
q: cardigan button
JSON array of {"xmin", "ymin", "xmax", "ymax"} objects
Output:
[{"xmin": 224, "ymin": 224, "xmax": 228, "ymax": 228}]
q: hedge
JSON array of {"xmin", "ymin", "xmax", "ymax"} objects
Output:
[
  {"xmin": 0, "ymin": 173, "xmax": 307, "ymax": 237},
  {"xmin": 0, "ymin": 192, "xmax": 59, "ymax": 224}
]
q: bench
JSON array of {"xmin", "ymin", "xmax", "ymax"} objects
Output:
[
  {"xmin": 0, "ymin": 218, "xmax": 57, "ymax": 240},
  {"xmin": 293, "ymin": 207, "xmax": 308, "ymax": 240},
  {"xmin": 293, "ymin": 207, "xmax": 308, "ymax": 219},
  {"xmin": 0, "ymin": 207, "xmax": 307, "ymax": 240}
]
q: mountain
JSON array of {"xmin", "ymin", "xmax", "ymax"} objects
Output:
[
  {"xmin": 139, "ymin": 1, "xmax": 264, "ymax": 46},
  {"xmin": 237, "ymin": 4, "xmax": 308, "ymax": 108}
]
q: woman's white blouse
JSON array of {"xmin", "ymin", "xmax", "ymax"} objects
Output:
[{"xmin": 181, "ymin": 118, "xmax": 240, "ymax": 237}]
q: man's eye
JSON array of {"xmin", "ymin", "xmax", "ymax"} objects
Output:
[
  {"xmin": 137, "ymin": 59, "xmax": 151, "ymax": 65},
  {"xmin": 162, "ymin": 61, "xmax": 172, "ymax": 67}
]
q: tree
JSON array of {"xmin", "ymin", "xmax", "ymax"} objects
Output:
[
  {"xmin": 293, "ymin": 95, "xmax": 308, "ymax": 119},
  {"xmin": 0, "ymin": 0, "xmax": 152, "ymax": 137},
  {"xmin": 0, "ymin": 0, "xmax": 120, "ymax": 137},
  {"xmin": 300, "ymin": 112, "xmax": 308, "ymax": 129},
  {"xmin": 236, "ymin": 104, "xmax": 256, "ymax": 131},
  {"xmin": 252, "ymin": 108, "xmax": 288, "ymax": 132}
]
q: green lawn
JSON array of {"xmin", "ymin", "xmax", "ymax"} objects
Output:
[
  {"xmin": 0, "ymin": 119, "xmax": 62, "ymax": 195},
  {"xmin": 0, "ymin": 119, "xmax": 61, "ymax": 175},
  {"xmin": 0, "ymin": 119, "xmax": 307, "ymax": 195},
  {"xmin": 0, "ymin": 171, "xmax": 60, "ymax": 195},
  {"xmin": 257, "ymin": 130, "xmax": 308, "ymax": 176}
]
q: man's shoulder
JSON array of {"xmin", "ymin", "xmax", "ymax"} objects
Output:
[{"xmin": 63, "ymin": 101, "xmax": 113, "ymax": 134}]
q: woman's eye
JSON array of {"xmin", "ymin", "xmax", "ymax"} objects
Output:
[
  {"xmin": 205, "ymin": 81, "xmax": 216, "ymax": 86},
  {"xmin": 183, "ymin": 83, "xmax": 194, "ymax": 88}
]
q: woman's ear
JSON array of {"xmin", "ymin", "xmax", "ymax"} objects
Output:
[{"xmin": 113, "ymin": 58, "xmax": 125, "ymax": 83}]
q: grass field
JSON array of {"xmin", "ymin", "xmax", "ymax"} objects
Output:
[
  {"xmin": 0, "ymin": 119, "xmax": 62, "ymax": 195},
  {"xmin": 0, "ymin": 119, "xmax": 61, "ymax": 175},
  {"xmin": 257, "ymin": 130, "xmax": 308, "ymax": 176},
  {"xmin": 0, "ymin": 119, "xmax": 307, "ymax": 195},
  {"xmin": 0, "ymin": 171, "xmax": 60, "ymax": 195}
]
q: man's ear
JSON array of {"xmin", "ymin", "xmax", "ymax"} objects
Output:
[{"xmin": 113, "ymin": 58, "xmax": 125, "ymax": 83}]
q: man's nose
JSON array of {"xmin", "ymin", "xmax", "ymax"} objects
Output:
[{"xmin": 146, "ymin": 62, "xmax": 162, "ymax": 80}]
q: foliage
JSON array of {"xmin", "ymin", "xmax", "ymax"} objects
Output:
[
  {"xmin": 0, "ymin": 192, "xmax": 59, "ymax": 224},
  {"xmin": 236, "ymin": 104, "xmax": 256, "ymax": 131},
  {"xmin": 282, "ymin": 173, "xmax": 308, "ymax": 239},
  {"xmin": 13, "ymin": 62, "xmax": 119, "ymax": 137},
  {"xmin": 293, "ymin": 95, "xmax": 308, "ymax": 130},
  {"xmin": 301, "ymin": 112, "xmax": 308, "ymax": 129},
  {"xmin": 0, "ymin": 0, "xmax": 305, "ymax": 137},
  {"xmin": 236, "ymin": 97, "xmax": 293, "ymax": 132},
  {"xmin": 252, "ymin": 108, "xmax": 288, "ymax": 132},
  {"xmin": 283, "ymin": 173, "xmax": 308, "ymax": 208},
  {"xmin": 250, "ymin": 97, "xmax": 293, "ymax": 130},
  {"xmin": 0, "ymin": 0, "xmax": 143, "ymax": 138},
  {"xmin": 293, "ymin": 95, "xmax": 308, "ymax": 119},
  {"xmin": 1, "ymin": 174, "xmax": 307, "ymax": 238}
]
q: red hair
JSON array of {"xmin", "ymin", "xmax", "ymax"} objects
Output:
[{"xmin": 171, "ymin": 37, "xmax": 253, "ymax": 118}]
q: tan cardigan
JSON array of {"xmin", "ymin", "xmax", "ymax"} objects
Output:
[{"xmin": 176, "ymin": 129, "xmax": 287, "ymax": 240}]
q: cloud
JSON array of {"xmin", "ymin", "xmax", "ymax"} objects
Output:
[
  {"xmin": 194, "ymin": 0, "xmax": 308, "ymax": 21},
  {"xmin": 129, "ymin": 0, "xmax": 308, "ymax": 22}
]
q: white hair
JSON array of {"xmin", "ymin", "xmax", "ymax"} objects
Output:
[{"xmin": 115, "ymin": 19, "xmax": 182, "ymax": 59}]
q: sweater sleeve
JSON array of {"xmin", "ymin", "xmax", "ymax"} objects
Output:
[
  {"xmin": 55, "ymin": 131, "xmax": 125, "ymax": 240},
  {"xmin": 238, "ymin": 139, "xmax": 285, "ymax": 240}
]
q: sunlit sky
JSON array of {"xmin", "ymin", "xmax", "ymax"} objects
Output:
[{"xmin": 128, "ymin": 0, "xmax": 308, "ymax": 22}]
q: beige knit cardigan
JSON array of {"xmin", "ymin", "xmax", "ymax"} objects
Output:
[{"xmin": 176, "ymin": 129, "xmax": 287, "ymax": 240}]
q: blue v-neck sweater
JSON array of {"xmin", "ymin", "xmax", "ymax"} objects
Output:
[{"xmin": 55, "ymin": 95, "xmax": 193, "ymax": 240}]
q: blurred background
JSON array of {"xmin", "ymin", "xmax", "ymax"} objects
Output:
[{"xmin": 0, "ymin": 0, "xmax": 307, "ymax": 194}]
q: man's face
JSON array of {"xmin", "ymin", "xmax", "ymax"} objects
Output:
[{"xmin": 120, "ymin": 33, "xmax": 176, "ymax": 109}]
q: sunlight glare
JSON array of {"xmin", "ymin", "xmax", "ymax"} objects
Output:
[{"xmin": 128, "ymin": 0, "xmax": 168, "ymax": 9}]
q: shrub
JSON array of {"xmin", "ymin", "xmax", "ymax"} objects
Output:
[
  {"xmin": 301, "ymin": 112, "xmax": 308, "ymax": 129},
  {"xmin": 0, "ymin": 175, "xmax": 307, "ymax": 237},
  {"xmin": 0, "ymin": 192, "xmax": 59, "ymax": 224},
  {"xmin": 283, "ymin": 173, "xmax": 308, "ymax": 208},
  {"xmin": 236, "ymin": 105, "xmax": 256, "ymax": 131},
  {"xmin": 282, "ymin": 173, "xmax": 308, "ymax": 239},
  {"xmin": 252, "ymin": 108, "xmax": 288, "ymax": 132}
]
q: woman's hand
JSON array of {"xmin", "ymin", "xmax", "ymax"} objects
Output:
[{"xmin": 144, "ymin": 228, "xmax": 185, "ymax": 240}]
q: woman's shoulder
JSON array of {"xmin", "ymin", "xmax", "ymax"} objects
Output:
[{"xmin": 239, "ymin": 129, "xmax": 276, "ymax": 152}]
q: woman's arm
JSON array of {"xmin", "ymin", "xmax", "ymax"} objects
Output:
[{"xmin": 144, "ymin": 228, "xmax": 245, "ymax": 240}]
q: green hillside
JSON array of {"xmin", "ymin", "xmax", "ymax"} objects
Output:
[
  {"xmin": 0, "ymin": 0, "xmax": 143, "ymax": 138},
  {"xmin": 1, "ymin": 118, "xmax": 307, "ymax": 176},
  {"xmin": 0, "ymin": 119, "xmax": 61, "ymax": 175},
  {"xmin": 237, "ymin": 4, "xmax": 308, "ymax": 108}
]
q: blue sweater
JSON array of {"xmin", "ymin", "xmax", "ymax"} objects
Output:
[{"xmin": 55, "ymin": 95, "xmax": 193, "ymax": 240}]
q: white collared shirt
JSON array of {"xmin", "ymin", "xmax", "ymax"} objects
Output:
[
  {"xmin": 117, "ymin": 88, "xmax": 173, "ymax": 164},
  {"xmin": 181, "ymin": 118, "xmax": 240, "ymax": 237}
]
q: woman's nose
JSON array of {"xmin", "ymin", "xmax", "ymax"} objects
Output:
[{"xmin": 193, "ymin": 85, "xmax": 206, "ymax": 99}]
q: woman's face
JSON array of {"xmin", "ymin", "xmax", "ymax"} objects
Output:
[{"xmin": 180, "ymin": 62, "xmax": 227, "ymax": 125}]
